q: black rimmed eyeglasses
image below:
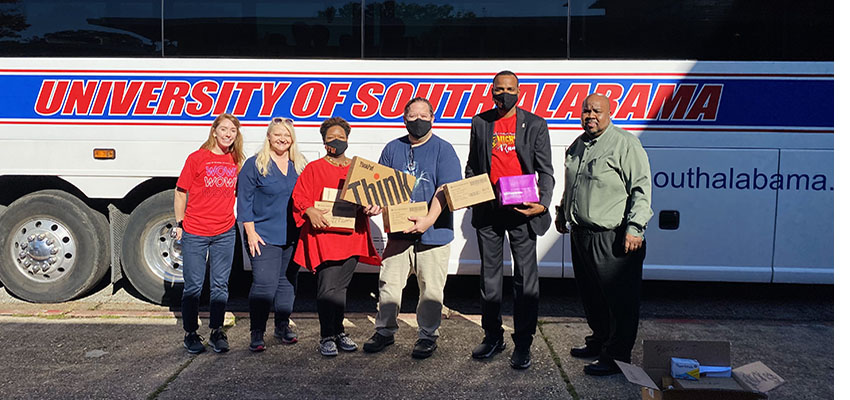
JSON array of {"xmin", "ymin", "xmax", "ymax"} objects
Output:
[{"xmin": 272, "ymin": 117, "xmax": 294, "ymax": 125}]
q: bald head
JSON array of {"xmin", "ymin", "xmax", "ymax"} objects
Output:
[{"xmin": 581, "ymin": 94, "xmax": 612, "ymax": 137}]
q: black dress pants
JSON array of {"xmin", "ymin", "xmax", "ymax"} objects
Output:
[
  {"xmin": 316, "ymin": 256, "xmax": 358, "ymax": 338},
  {"xmin": 570, "ymin": 225, "xmax": 645, "ymax": 363},
  {"xmin": 476, "ymin": 208, "xmax": 539, "ymax": 349}
]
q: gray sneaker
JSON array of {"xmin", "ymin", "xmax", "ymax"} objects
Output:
[
  {"xmin": 249, "ymin": 330, "xmax": 265, "ymax": 352},
  {"xmin": 274, "ymin": 324, "xmax": 298, "ymax": 344},
  {"xmin": 319, "ymin": 337, "xmax": 338, "ymax": 357},
  {"xmin": 209, "ymin": 328, "xmax": 229, "ymax": 353},
  {"xmin": 183, "ymin": 332, "xmax": 206, "ymax": 354},
  {"xmin": 335, "ymin": 333, "xmax": 358, "ymax": 352}
]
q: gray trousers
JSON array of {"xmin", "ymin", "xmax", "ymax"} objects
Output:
[
  {"xmin": 375, "ymin": 240, "xmax": 450, "ymax": 340},
  {"xmin": 570, "ymin": 225, "xmax": 645, "ymax": 363}
]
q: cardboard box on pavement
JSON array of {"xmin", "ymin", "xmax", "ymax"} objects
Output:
[
  {"xmin": 616, "ymin": 340, "xmax": 783, "ymax": 400},
  {"xmin": 673, "ymin": 377, "xmax": 745, "ymax": 391},
  {"xmin": 444, "ymin": 174, "xmax": 495, "ymax": 211},
  {"xmin": 382, "ymin": 202, "xmax": 428, "ymax": 233},
  {"xmin": 313, "ymin": 200, "xmax": 356, "ymax": 233},
  {"xmin": 340, "ymin": 156, "xmax": 416, "ymax": 207}
]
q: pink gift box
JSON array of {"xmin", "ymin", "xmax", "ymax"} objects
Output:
[{"xmin": 498, "ymin": 174, "xmax": 539, "ymax": 205}]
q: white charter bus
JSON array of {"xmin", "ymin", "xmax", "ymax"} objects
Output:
[{"xmin": 0, "ymin": 0, "xmax": 833, "ymax": 304}]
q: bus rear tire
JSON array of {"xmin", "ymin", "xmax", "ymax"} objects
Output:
[
  {"xmin": 121, "ymin": 190, "xmax": 183, "ymax": 305},
  {"xmin": 0, "ymin": 190, "xmax": 110, "ymax": 303}
]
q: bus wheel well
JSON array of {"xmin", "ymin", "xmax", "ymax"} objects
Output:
[
  {"xmin": 0, "ymin": 176, "xmax": 107, "ymax": 214},
  {"xmin": 110, "ymin": 178, "xmax": 177, "ymax": 215}
]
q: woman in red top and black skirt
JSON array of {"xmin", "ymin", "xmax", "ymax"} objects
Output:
[
  {"xmin": 291, "ymin": 117, "xmax": 381, "ymax": 357},
  {"xmin": 172, "ymin": 113, "xmax": 245, "ymax": 354}
]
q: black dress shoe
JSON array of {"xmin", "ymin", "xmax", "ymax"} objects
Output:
[
  {"xmin": 412, "ymin": 339, "xmax": 437, "ymax": 359},
  {"xmin": 509, "ymin": 347, "xmax": 531, "ymax": 369},
  {"xmin": 471, "ymin": 337, "xmax": 506, "ymax": 359},
  {"xmin": 570, "ymin": 345, "xmax": 601, "ymax": 359},
  {"xmin": 583, "ymin": 359, "xmax": 622, "ymax": 376},
  {"xmin": 363, "ymin": 332, "xmax": 394, "ymax": 353}
]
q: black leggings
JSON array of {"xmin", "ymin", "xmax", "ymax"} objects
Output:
[{"xmin": 316, "ymin": 256, "xmax": 358, "ymax": 338}]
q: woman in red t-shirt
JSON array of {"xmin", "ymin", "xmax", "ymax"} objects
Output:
[
  {"xmin": 172, "ymin": 113, "xmax": 245, "ymax": 355},
  {"xmin": 291, "ymin": 117, "xmax": 382, "ymax": 357}
]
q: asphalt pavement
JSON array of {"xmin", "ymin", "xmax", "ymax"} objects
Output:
[{"xmin": 0, "ymin": 275, "xmax": 834, "ymax": 400}]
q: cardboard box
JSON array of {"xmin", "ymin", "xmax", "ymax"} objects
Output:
[
  {"xmin": 322, "ymin": 187, "xmax": 340, "ymax": 201},
  {"xmin": 674, "ymin": 377, "xmax": 745, "ymax": 391},
  {"xmin": 382, "ymin": 202, "xmax": 428, "ymax": 233},
  {"xmin": 313, "ymin": 200, "xmax": 356, "ymax": 233},
  {"xmin": 340, "ymin": 156, "xmax": 416, "ymax": 207},
  {"xmin": 616, "ymin": 340, "xmax": 784, "ymax": 400},
  {"xmin": 444, "ymin": 174, "xmax": 496, "ymax": 211},
  {"xmin": 497, "ymin": 174, "xmax": 539, "ymax": 205}
]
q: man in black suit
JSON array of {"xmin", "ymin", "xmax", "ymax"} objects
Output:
[{"xmin": 466, "ymin": 70, "xmax": 554, "ymax": 369}]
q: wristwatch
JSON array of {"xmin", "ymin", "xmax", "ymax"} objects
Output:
[{"xmin": 176, "ymin": 220, "xmax": 183, "ymax": 229}]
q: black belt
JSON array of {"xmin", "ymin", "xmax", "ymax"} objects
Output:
[{"xmin": 570, "ymin": 224, "xmax": 618, "ymax": 234}]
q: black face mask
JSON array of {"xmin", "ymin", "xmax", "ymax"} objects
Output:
[
  {"xmin": 493, "ymin": 92, "xmax": 518, "ymax": 111},
  {"xmin": 405, "ymin": 118, "xmax": 432, "ymax": 139},
  {"xmin": 324, "ymin": 138, "xmax": 348, "ymax": 156}
]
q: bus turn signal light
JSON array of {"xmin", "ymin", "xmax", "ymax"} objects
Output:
[{"xmin": 93, "ymin": 148, "xmax": 115, "ymax": 160}]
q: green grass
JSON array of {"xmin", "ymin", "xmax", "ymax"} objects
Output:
[
  {"xmin": 41, "ymin": 313, "xmax": 69, "ymax": 320},
  {"xmin": 538, "ymin": 321, "xmax": 581, "ymax": 400},
  {"xmin": 147, "ymin": 358, "xmax": 194, "ymax": 400}
]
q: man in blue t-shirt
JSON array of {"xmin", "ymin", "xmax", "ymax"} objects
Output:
[{"xmin": 363, "ymin": 97, "xmax": 462, "ymax": 359}]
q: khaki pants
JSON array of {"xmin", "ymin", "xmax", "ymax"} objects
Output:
[{"xmin": 375, "ymin": 240, "xmax": 450, "ymax": 340}]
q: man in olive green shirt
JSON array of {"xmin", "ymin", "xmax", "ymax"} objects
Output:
[{"xmin": 555, "ymin": 93, "xmax": 652, "ymax": 376}]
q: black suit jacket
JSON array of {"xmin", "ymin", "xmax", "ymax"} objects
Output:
[{"xmin": 465, "ymin": 108, "xmax": 555, "ymax": 236}]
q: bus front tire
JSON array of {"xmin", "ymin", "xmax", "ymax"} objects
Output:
[{"xmin": 0, "ymin": 190, "xmax": 109, "ymax": 303}]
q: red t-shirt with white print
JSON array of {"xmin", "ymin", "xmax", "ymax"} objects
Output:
[
  {"xmin": 489, "ymin": 114, "xmax": 523, "ymax": 185},
  {"xmin": 176, "ymin": 149, "xmax": 237, "ymax": 236}
]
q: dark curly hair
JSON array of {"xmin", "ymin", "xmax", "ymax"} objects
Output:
[{"xmin": 319, "ymin": 117, "xmax": 351, "ymax": 139}]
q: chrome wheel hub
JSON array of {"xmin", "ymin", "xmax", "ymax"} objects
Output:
[
  {"xmin": 11, "ymin": 218, "xmax": 76, "ymax": 282},
  {"xmin": 142, "ymin": 219, "xmax": 184, "ymax": 283}
]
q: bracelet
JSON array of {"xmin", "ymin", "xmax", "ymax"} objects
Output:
[{"xmin": 176, "ymin": 220, "xmax": 183, "ymax": 229}]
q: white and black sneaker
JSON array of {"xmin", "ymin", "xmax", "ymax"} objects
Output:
[
  {"xmin": 335, "ymin": 333, "xmax": 358, "ymax": 352},
  {"xmin": 319, "ymin": 337, "xmax": 338, "ymax": 357}
]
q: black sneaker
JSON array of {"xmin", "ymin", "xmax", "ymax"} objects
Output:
[
  {"xmin": 363, "ymin": 332, "xmax": 395, "ymax": 353},
  {"xmin": 274, "ymin": 324, "xmax": 298, "ymax": 344},
  {"xmin": 249, "ymin": 330, "xmax": 265, "ymax": 352},
  {"xmin": 509, "ymin": 347, "xmax": 532, "ymax": 369},
  {"xmin": 209, "ymin": 328, "xmax": 229, "ymax": 353},
  {"xmin": 412, "ymin": 339, "xmax": 437, "ymax": 359},
  {"xmin": 183, "ymin": 332, "xmax": 206, "ymax": 354},
  {"xmin": 471, "ymin": 337, "xmax": 505, "ymax": 359}
]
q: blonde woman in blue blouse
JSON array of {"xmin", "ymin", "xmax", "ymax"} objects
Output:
[{"xmin": 237, "ymin": 117, "xmax": 308, "ymax": 352}]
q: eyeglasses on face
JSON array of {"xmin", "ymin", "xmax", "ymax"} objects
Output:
[{"xmin": 272, "ymin": 117, "xmax": 294, "ymax": 125}]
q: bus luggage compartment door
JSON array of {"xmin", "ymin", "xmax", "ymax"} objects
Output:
[
  {"xmin": 643, "ymin": 148, "xmax": 779, "ymax": 283},
  {"xmin": 772, "ymin": 149, "xmax": 833, "ymax": 284}
]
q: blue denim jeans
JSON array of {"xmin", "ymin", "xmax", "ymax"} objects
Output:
[
  {"xmin": 247, "ymin": 243, "xmax": 299, "ymax": 332},
  {"xmin": 181, "ymin": 227, "xmax": 235, "ymax": 333}
]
